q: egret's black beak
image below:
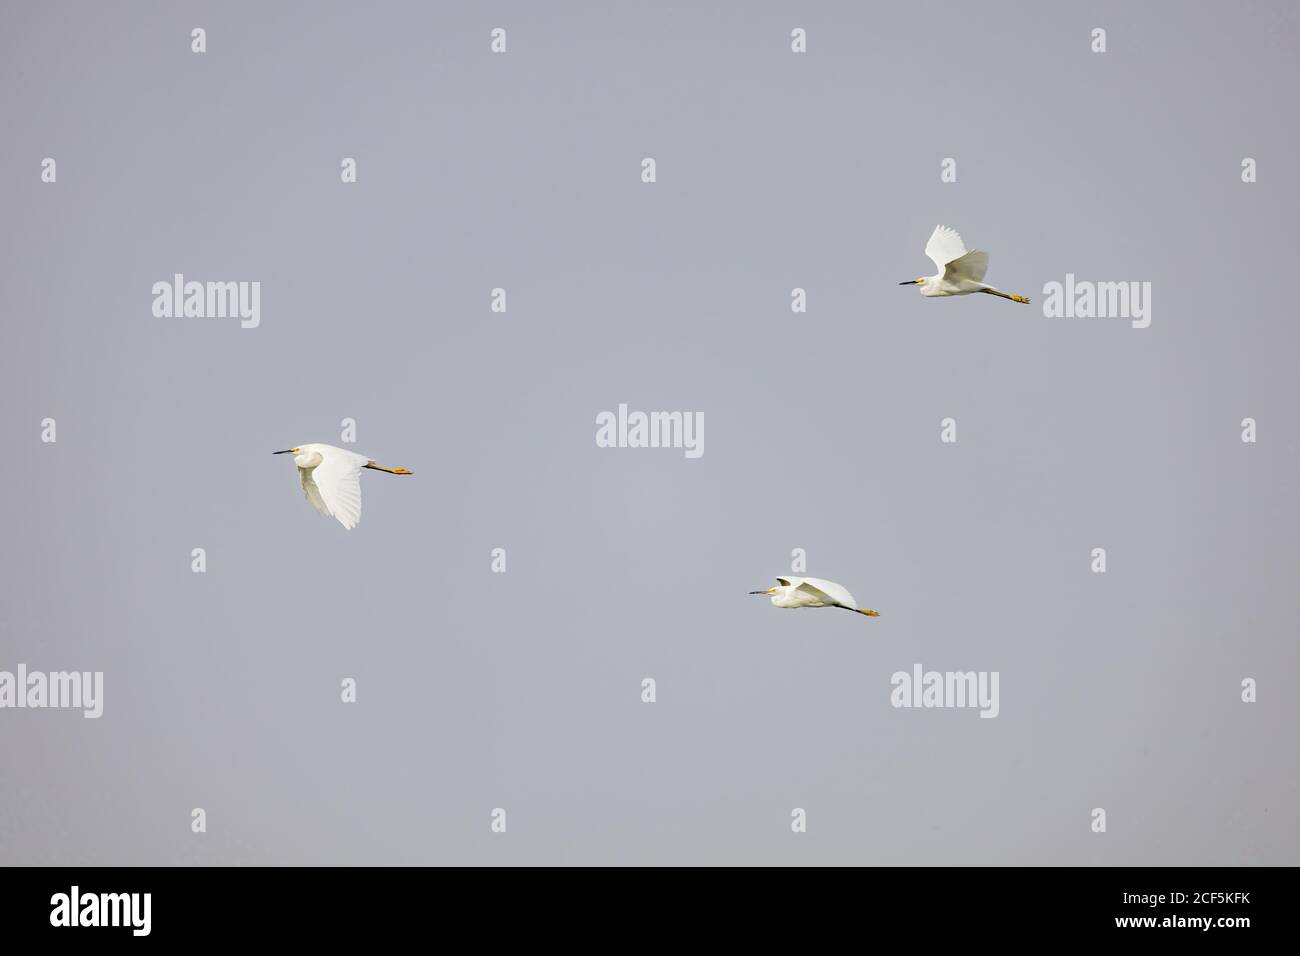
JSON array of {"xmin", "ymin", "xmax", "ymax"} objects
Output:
[
  {"xmin": 899, "ymin": 280, "xmax": 918, "ymax": 285},
  {"xmin": 748, "ymin": 590, "xmax": 766, "ymax": 594},
  {"xmin": 272, "ymin": 449, "xmax": 294, "ymax": 455}
]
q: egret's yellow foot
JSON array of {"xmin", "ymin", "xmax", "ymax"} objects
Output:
[
  {"xmin": 859, "ymin": 609, "xmax": 881, "ymax": 616},
  {"xmin": 1011, "ymin": 294, "xmax": 1031, "ymax": 304}
]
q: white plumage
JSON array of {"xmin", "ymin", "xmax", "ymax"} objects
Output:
[
  {"xmin": 902, "ymin": 224, "xmax": 1029, "ymax": 303},
  {"xmin": 749, "ymin": 576, "xmax": 880, "ymax": 617},
  {"xmin": 273, "ymin": 442, "xmax": 412, "ymax": 530}
]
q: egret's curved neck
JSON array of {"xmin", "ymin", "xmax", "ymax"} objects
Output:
[{"xmin": 294, "ymin": 451, "xmax": 323, "ymax": 469}]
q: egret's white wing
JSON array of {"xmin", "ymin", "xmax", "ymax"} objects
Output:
[
  {"xmin": 944, "ymin": 249, "xmax": 988, "ymax": 283},
  {"xmin": 925, "ymin": 224, "xmax": 968, "ymax": 270},
  {"xmin": 302, "ymin": 447, "xmax": 369, "ymax": 530},
  {"xmin": 299, "ymin": 470, "xmax": 331, "ymax": 518},
  {"xmin": 795, "ymin": 576, "xmax": 859, "ymax": 609}
]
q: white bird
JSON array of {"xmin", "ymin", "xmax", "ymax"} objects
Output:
[
  {"xmin": 749, "ymin": 576, "xmax": 880, "ymax": 617},
  {"xmin": 900, "ymin": 224, "xmax": 1030, "ymax": 303},
  {"xmin": 273, "ymin": 443, "xmax": 412, "ymax": 530}
]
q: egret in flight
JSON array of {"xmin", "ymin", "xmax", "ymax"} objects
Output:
[
  {"xmin": 749, "ymin": 576, "xmax": 880, "ymax": 616},
  {"xmin": 273, "ymin": 443, "xmax": 412, "ymax": 530},
  {"xmin": 900, "ymin": 224, "xmax": 1030, "ymax": 303}
]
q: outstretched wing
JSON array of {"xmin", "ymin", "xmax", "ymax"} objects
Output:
[
  {"xmin": 944, "ymin": 249, "xmax": 989, "ymax": 283},
  {"xmin": 925, "ymin": 224, "xmax": 968, "ymax": 271},
  {"xmin": 301, "ymin": 448, "xmax": 369, "ymax": 530},
  {"xmin": 796, "ymin": 577, "xmax": 859, "ymax": 610},
  {"xmin": 299, "ymin": 470, "xmax": 331, "ymax": 518}
]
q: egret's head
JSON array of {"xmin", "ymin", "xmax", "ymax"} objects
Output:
[
  {"xmin": 274, "ymin": 447, "xmax": 317, "ymax": 468},
  {"xmin": 749, "ymin": 578, "xmax": 793, "ymax": 604}
]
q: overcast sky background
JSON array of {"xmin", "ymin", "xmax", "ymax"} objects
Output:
[{"xmin": 1, "ymin": 1, "xmax": 1297, "ymax": 865}]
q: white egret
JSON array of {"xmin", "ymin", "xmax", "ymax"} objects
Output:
[
  {"xmin": 900, "ymin": 224, "xmax": 1030, "ymax": 303},
  {"xmin": 749, "ymin": 576, "xmax": 880, "ymax": 616},
  {"xmin": 273, "ymin": 443, "xmax": 412, "ymax": 530}
]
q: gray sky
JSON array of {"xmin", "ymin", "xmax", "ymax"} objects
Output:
[{"xmin": 1, "ymin": 0, "xmax": 1297, "ymax": 865}]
